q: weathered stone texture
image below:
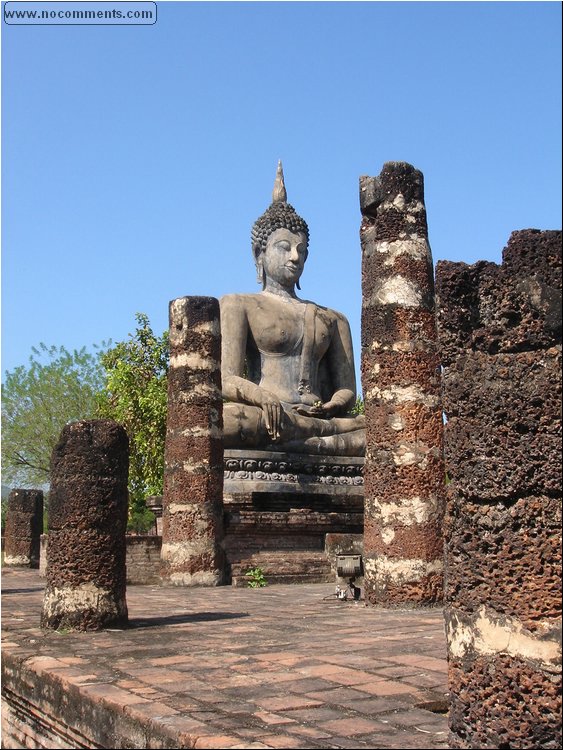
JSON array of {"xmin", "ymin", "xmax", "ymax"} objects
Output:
[
  {"xmin": 161, "ymin": 296, "xmax": 225, "ymax": 586},
  {"xmin": 442, "ymin": 350, "xmax": 561, "ymax": 503},
  {"xmin": 448, "ymin": 654, "xmax": 562, "ymax": 750},
  {"xmin": 437, "ymin": 230, "xmax": 561, "ymax": 361},
  {"xmin": 40, "ymin": 535, "xmax": 164, "ymax": 586},
  {"xmin": 360, "ymin": 162, "xmax": 445, "ymax": 607},
  {"xmin": 3, "ymin": 489, "xmax": 43, "ymax": 568},
  {"xmin": 436, "ymin": 229, "xmax": 562, "ymax": 749},
  {"xmin": 41, "ymin": 419, "xmax": 129, "ymax": 631},
  {"xmin": 445, "ymin": 495, "xmax": 561, "ymax": 630}
]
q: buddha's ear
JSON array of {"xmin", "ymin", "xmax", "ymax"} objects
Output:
[
  {"xmin": 256, "ymin": 266, "xmax": 265, "ymax": 288},
  {"xmin": 253, "ymin": 244, "xmax": 265, "ymax": 288},
  {"xmin": 296, "ymin": 246, "xmax": 307, "ymax": 290},
  {"xmin": 255, "ymin": 257, "xmax": 265, "ymax": 288}
]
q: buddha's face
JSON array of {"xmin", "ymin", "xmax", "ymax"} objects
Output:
[{"xmin": 262, "ymin": 228, "xmax": 308, "ymax": 287}]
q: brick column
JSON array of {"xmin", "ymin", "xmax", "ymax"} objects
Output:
[
  {"xmin": 436, "ymin": 229, "xmax": 562, "ymax": 749},
  {"xmin": 41, "ymin": 420, "xmax": 129, "ymax": 631},
  {"xmin": 3, "ymin": 489, "xmax": 43, "ymax": 568},
  {"xmin": 359, "ymin": 162, "xmax": 445, "ymax": 606},
  {"xmin": 161, "ymin": 296, "xmax": 225, "ymax": 586}
]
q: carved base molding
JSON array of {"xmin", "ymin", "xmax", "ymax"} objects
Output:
[{"xmin": 224, "ymin": 449, "xmax": 364, "ymax": 496}]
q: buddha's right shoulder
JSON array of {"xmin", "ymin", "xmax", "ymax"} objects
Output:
[
  {"xmin": 219, "ymin": 294, "xmax": 258, "ymax": 308},
  {"xmin": 219, "ymin": 293, "xmax": 260, "ymax": 314}
]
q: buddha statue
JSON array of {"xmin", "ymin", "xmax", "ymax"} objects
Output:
[{"xmin": 220, "ymin": 162, "xmax": 365, "ymax": 456}]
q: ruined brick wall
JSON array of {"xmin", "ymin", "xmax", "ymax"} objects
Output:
[
  {"xmin": 436, "ymin": 229, "xmax": 562, "ymax": 749},
  {"xmin": 360, "ymin": 162, "xmax": 445, "ymax": 606},
  {"xmin": 3, "ymin": 489, "xmax": 43, "ymax": 568},
  {"xmin": 161, "ymin": 296, "xmax": 225, "ymax": 586},
  {"xmin": 126, "ymin": 536, "xmax": 162, "ymax": 585}
]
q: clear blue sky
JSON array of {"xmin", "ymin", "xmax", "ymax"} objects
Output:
[{"xmin": 2, "ymin": 1, "xmax": 561, "ymax": 381}]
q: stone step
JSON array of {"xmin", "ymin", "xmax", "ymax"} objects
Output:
[{"xmin": 229, "ymin": 550, "xmax": 333, "ymax": 587}]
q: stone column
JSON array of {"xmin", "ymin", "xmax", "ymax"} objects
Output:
[
  {"xmin": 161, "ymin": 296, "xmax": 225, "ymax": 586},
  {"xmin": 359, "ymin": 162, "xmax": 445, "ymax": 606},
  {"xmin": 41, "ymin": 420, "xmax": 129, "ymax": 631},
  {"xmin": 3, "ymin": 489, "xmax": 43, "ymax": 568},
  {"xmin": 436, "ymin": 229, "xmax": 562, "ymax": 749}
]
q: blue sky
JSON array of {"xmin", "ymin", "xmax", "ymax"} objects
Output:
[{"xmin": 2, "ymin": 1, "xmax": 561, "ymax": 382}]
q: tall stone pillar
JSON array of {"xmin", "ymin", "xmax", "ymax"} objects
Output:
[
  {"xmin": 436, "ymin": 229, "xmax": 562, "ymax": 749},
  {"xmin": 161, "ymin": 296, "xmax": 225, "ymax": 586},
  {"xmin": 3, "ymin": 489, "xmax": 43, "ymax": 568},
  {"xmin": 359, "ymin": 162, "xmax": 445, "ymax": 606},
  {"xmin": 41, "ymin": 420, "xmax": 129, "ymax": 631}
]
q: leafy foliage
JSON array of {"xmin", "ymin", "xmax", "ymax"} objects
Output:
[
  {"xmin": 97, "ymin": 313, "xmax": 168, "ymax": 528},
  {"xmin": 245, "ymin": 567, "xmax": 267, "ymax": 588},
  {"xmin": 127, "ymin": 505, "xmax": 156, "ymax": 534},
  {"xmin": 349, "ymin": 396, "xmax": 365, "ymax": 416},
  {"xmin": 1, "ymin": 499, "xmax": 8, "ymax": 534},
  {"xmin": 1, "ymin": 344, "xmax": 105, "ymax": 488}
]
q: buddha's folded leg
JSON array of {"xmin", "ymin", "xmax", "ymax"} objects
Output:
[
  {"xmin": 223, "ymin": 402, "xmax": 365, "ymax": 454},
  {"xmin": 278, "ymin": 410, "xmax": 365, "ymax": 455},
  {"xmin": 284, "ymin": 409, "xmax": 365, "ymax": 437},
  {"xmin": 283, "ymin": 430, "xmax": 366, "ymax": 456},
  {"xmin": 223, "ymin": 402, "xmax": 268, "ymax": 447}
]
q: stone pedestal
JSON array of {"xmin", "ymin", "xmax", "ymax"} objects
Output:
[
  {"xmin": 223, "ymin": 449, "xmax": 363, "ymax": 585},
  {"xmin": 161, "ymin": 296, "xmax": 225, "ymax": 586},
  {"xmin": 436, "ymin": 229, "xmax": 562, "ymax": 749},
  {"xmin": 359, "ymin": 162, "xmax": 445, "ymax": 606},
  {"xmin": 41, "ymin": 420, "xmax": 129, "ymax": 631},
  {"xmin": 3, "ymin": 489, "xmax": 43, "ymax": 568},
  {"xmin": 145, "ymin": 495, "xmax": 163, "ymax": 535}
]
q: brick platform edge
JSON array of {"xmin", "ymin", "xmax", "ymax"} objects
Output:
[
  {"xmin": 1, "ymin": 570, "xmax": 450, "ymax": 750},
  {"xmin": 1, "ymin": 651, "xmax": 195, "ymax": 749}
]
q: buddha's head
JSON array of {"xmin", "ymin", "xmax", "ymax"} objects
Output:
[{"xmin": 252, "ymin": 162, "xmax": 309, "ymax": 290}]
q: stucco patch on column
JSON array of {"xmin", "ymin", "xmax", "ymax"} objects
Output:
[
  {"xmin": 359, "ymin": 161, "xmax": 445, "ymax": 607},
  {"xmin": 41, "ymin": 420, "xmax": 129, "ymax": 631},
  {"xmin": 161, "ymin": 296, "xmax": 225, "ymax": 586}
]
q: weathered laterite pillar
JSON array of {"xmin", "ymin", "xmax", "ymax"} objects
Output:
[
  {"xmin": 161, "ymin": 296, "xmax": 225, "ymax": 586},
  {"xmin": 41, "ymin": 420, "xmax": 129, "ymax": 631},
  {"xmin": 359, "ymin": 162, "xmax": 445, "ymax": 606},
  {"xmin": 3, "ymin": 489, "xmax": 43, "ymax": 568},
  {"xmin": 436, "ymin": 229, "xmax": 562, "ymax": 749}
]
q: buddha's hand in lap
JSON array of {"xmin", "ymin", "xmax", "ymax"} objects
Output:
[
  {"xmin": 292, "ymin": 401, "xmax": 340, "ymax": 419},
  {"xmin": 258, "ymin": 390, "xmax": 283, "ymax": 441}
]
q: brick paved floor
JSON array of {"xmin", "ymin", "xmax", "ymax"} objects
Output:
[{"xmin": 1, "ymin": 568, "xmax": 450, "ymax": 749}]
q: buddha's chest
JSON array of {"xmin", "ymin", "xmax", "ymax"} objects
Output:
[{"xmin": 247, "ymin": 300, "xmax": 333, "ymax": 356}]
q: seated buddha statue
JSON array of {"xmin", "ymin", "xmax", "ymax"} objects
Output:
[{"xmin": 220, "ymin": 162, "xmax": 365, "ymax": 457}]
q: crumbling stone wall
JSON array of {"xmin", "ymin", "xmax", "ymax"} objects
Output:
[
  {"xmin": 3, "ymin": 489, "xmax": 43, "ymax": 568},
  {"xmin": 161, "ymin": 296, "xmax": 225, "ymax": 586},
  {"xmin": 360, "ymin": 162, "xmax": 445, "ymax": 606},
  {"xmin": 436, "ymin": 229, "xmax": 562, "ymax": 749},
  {"xmin": 126, "ymin": 536, "xmax": 162, "ymax": 585},
  {"xmin": 41, "ymin": 420, "xmax": 129, "ymax": 631}
]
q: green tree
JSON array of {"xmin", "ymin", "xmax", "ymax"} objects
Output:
[
  {"xmin": 97, "ymin": 313, "xmax": 168, "ymax": 531},
  {"xmin": 1, "ymin": 344, "xmax": 105, "ymax": 488}
]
